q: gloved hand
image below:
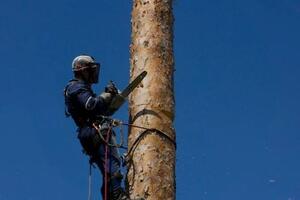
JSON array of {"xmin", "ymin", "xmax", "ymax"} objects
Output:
[
  {"xmin": 99, "ymin": 92, "xmax": 113, "ymax": 104},
  {"xmin": 105, "ymin": 81, "xmax": 119, "ymax": 96}
]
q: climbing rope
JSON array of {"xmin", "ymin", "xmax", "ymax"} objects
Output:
[
  {"xmin": 93, "ymin": 116, "xmax": 176, "ymax": 149},
  {"xmin": 88, "ymin": 116, "xmax": 176, "ymax": 200},
  {"xmin": 87, "ymin": 125, "xmax": 112, "ymax": 200},
  {"xmin": 104, "ymin": 126, "xmax": 112, "ymax": 200},
  {"xmin": 88, "ymin": 162, "xmax": 93, "ymax": 200},
  {"xmin": 93, "ymin": 121, "xmax": 127, "ymax": 149}
]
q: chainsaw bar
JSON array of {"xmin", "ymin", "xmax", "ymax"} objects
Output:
[{"xmin": 108, "ymin": 71, "xmax": 147, "ymax": 114}]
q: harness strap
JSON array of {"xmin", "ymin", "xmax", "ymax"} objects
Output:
[
  {"xmin": 86, "ymin": 117, "xmax": 176, "ymax": 200},
  {"xmin": 88, "ymin": 162, "xmax": 92, "ymax": 200},
  {"xmin": 63, "ymin": 87, "xmax": 71, "ymax": 117},
  {"xmin": 104, "ymin": 126, "xmax": 112, "ymax": 200}
]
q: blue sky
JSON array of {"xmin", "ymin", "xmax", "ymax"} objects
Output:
[{"xmin": 0, "ymin": 0, "xmax": 299, "ymax": 200}]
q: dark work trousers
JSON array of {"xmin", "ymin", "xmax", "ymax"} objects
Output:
[{"xmin": 78, "ymin": 125, "xmax": 123, "ymax": 199}]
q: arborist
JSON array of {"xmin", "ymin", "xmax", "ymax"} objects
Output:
[{"xmin": 64, "ymin": 55, "xmax": 141, "ymax": 200}]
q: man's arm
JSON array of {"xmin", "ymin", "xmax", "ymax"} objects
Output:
[
  {"xmin": 77, "ymin": 89, "xmax": 113, "ymax": 115},
  {"xmin": 67, "ymin": 82, "xmax": 112, "ymax": 116}
]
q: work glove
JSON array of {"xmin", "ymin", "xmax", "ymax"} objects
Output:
[
  {"xmin": 99, "ymin": 92, "xmax": 113, "ymax": 105},
  {"xmin": 105, "ymin": 81, "xmax": 119, "ymax": 96}
]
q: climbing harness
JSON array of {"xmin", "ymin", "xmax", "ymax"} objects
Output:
[
  {"xmin": 87, "ymin": 116, "xmax": 176, "ymax": 200},
  {"xmin": 88, "ymin": 161, "xmax": 95, "ymax": 200},
  {"xmin": 92, "ymin": 119, "xmax": 126, "ymax": 149}
]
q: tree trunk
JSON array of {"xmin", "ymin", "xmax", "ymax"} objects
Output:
[{"xmin": 127, "ymin": 0, "xmax": 175, "ymax": 199}]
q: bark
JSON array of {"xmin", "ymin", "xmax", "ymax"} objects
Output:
[{"xmin": 127, "ymin": 0, "xmax": 175, "ymax": 199}]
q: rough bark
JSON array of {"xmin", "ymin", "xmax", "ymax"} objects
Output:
[{"xmin": 127, "ymin": 0, "xmax": 175, "ymax": 199}]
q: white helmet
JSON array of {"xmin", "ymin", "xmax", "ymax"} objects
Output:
[
  {"xmin": 72, "ymin": 55, "xmax": 100, "ymax": 71},
  {"xmin": 72, "ymin": 55, "xmax": 100, "ymax": 83}
]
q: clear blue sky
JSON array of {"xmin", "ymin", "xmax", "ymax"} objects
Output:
[{"xmin": 0, "ymin": 0, "xmax": 299, "ymax": 200}]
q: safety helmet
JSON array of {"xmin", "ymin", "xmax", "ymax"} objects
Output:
[
  {"xmin": 72, "ymin": 55, "xmax": 100, "ymax": 83},
  {"xmin": 72, "ymin": 55, "xmax": 100, "ymax": 72}
]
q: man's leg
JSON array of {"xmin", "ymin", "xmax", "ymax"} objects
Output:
[
  {"xmin": 93, "ymin": 132, "xmax": 123, "ymax": 199},
  {"xmin": 92, "ymin": 129, "xmax": 143, "ymax": 200}
]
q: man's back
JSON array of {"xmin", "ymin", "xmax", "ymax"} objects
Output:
[{"xmin": 64, "ymin": 79, "xmax": 108, "ymax": 127}]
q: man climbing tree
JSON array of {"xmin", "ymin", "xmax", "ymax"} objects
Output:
[{"xmin": 64, "ymin": 55, "xmax": 143, "ymax": 200}]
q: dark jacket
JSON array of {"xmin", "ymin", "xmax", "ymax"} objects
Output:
[{"xmin": 64, "ymin": 79, "xmax": 109, "ymax": 154}]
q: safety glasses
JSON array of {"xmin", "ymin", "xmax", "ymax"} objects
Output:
[{"xmin": 86, "ymin": 62, "xmax": 100, "ymax": 68}]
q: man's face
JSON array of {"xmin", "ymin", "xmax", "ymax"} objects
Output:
[
  {"xmin": 81, "ymin": 64, "xmax": 100, "ymax": 84},
  {"xmin": 89, "ymin": 64, "xmax": 100, "ymax": 83}
]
